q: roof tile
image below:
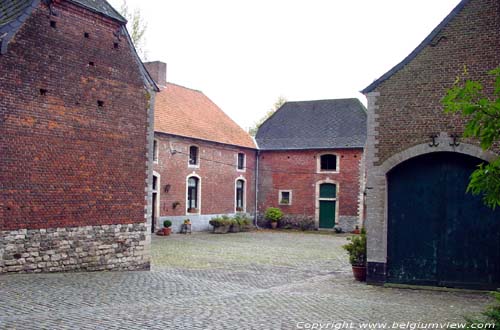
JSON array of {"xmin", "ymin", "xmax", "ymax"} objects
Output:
[
  {"xmin": 255, "ymin": 99, "xmax": 367, "ymax": 150},
  {"xmin": 154, "ymin": 83, "xmax": 256, "ymax": 149}
]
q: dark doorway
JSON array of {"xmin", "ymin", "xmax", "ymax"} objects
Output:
[{"xmin": 387, "ymin": 152, "xmax": 500, "ymax": 290}]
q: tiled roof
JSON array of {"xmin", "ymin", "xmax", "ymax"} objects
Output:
[
  {"xmin": 0, "ymin": 0, "xmax": 39, "ymax": 54},
  {"xmin": 154, "ymin": 83, "xmax": 256, "ymax": 149},
  {"xmin": 255, "ymin": 99, "xmax": 367, "ymax": 150},
  {"xmin": 362, "ymin": 0, "xmax": 470, "ymax": 94},
  {"xmin": 69, "ymin": 0, "xmax": 126, "ymax": 23}
]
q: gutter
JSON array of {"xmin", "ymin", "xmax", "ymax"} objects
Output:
[{"xmin": 254, "ymin": 149, "xmax": 260, "ymax": 229}]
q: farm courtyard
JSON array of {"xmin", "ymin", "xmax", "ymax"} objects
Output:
[{"xmin": 0, "ymin": 231, "xmax": 491, "ymax": 329}]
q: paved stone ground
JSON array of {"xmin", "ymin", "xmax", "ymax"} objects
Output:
[{"xmin": 0, "ymin": 231, "xmax": 492, "ymax": 329}]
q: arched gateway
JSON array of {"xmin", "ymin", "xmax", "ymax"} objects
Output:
[{"xmin": 386, "ymin": 152, "xmax": 500, "ymax": 289}]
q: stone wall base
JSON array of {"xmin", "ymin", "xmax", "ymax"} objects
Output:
[
  {"xmin": 337, "ymin": 215, "xmax": 359, "ymax": 233},
  {"xmin": 0, "ymin": 223, "xmax": 150, "ymax": 274},
  {"xmin": 367, "ymin": 261, "xmax": 387, "ymax": 285},
  {"xmin": 159, "ymin": 213, "xmax": 253, "ymax": 233}
]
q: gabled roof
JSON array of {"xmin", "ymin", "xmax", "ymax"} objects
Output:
[
  {"xmin": 0, "ymin": 0, "xmax": 126, "ymax": 54},
  {"xmin": 255, "ymin": 99, "xmax": 367, "ymax": 150},
  {"xmin": 69, "ymin": 0, "xmax": 126, "ymax": 23},
  {"xmin": 0, "ymin": 0, "xmax": 157, "ymax": 91},
  {"xmin": 0, "ymin": 0, "xmax": 40, "ymax": 54},
  {"xmin": 154, "ymin": 83, "xmax": 256, "ymax": 149},
  {"xmin": 361, "ymin": 0, "xmax": 469, "ymax": 94}
]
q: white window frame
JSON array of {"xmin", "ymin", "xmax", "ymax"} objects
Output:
[
  {"xmin": 188, "ymin": 145, "xmax": 200, "ymax": 168},
  {"xmin": 234, "ymin": 176, "xmax": 247, "ymax": 213},
  {"xmin": 186, "ymin": 173, "xmax": 201, "ymax": 215},
  {"xmin": 317, "ymin": 152, "xmax": 339, "ymax": 173},
  {"xmin": 278, "ymin": 190, "xmax": 292, "ymax": 206},
  {"xmin": 236, "ymin": 152, "xmax": 246, "ymax": 172}
]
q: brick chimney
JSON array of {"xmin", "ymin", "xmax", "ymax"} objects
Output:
[{"xmin": 144, "ymin": 61, "xmax": 167, "ymax": 87}]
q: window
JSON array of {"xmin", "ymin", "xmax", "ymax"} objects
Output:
[
  {"xmin": 236, "ymin": 179, "xmax": 245, "ymax": 211},
  {"xmin": 152, "ymin": 175, "xmax": 158, "ymax": 191},
  {"xmin": 153, "ymin": 139, "xmax": 158, "ymax": 163},
  {"xmin": 319, "ymin": 154, "xmax": 338, "ymax": 172},
  {"xmin": 237, "ymin": 153, "xmax": 245, "ymax": 171},
  {"xmin": 187, "ymin": 176, "xmax": 199, "ymax": 212},
  {"xmin": 189, "ymin": 146, "xmax": 199, "ymax": 166},
  {"xmin": 279, "ymin": 190, "xmax": 292, "ymax": 205}
]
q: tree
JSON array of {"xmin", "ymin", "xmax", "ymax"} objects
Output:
[
  {"xmin": 120, "ymin": 1, "xmax": 148, "ymax": 60},
  {"xmin": 248, "ymin": 96, "xmax": 287, "ymax": 136},
  {"xmin": 442, "ymin": 66, "xmax": 500, "ymax": 209}
]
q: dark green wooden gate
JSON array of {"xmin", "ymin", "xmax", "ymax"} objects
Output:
[
  {"xmin": 319, "ymin": 183, "xmax": 336, "ymax": 229},
  {"xmin": 387, "ymin": 152, "xmax": 500, "ymax": 290}
]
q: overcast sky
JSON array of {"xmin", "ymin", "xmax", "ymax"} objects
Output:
[{"xmin": 108, "ymin": 0, "xmax": 462, "ymax": 130}]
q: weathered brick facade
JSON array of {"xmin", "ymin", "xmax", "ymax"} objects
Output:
[
  {"xmin": 0, "ymin": 1, "xmax": 156, "ymax": 273},
  {"xmin": 362, "ymin": 0, "xmax": 500, "ymax": 285},
  {"xmin": 153, "ymin": 134, "xmax": 256, "ymax": 232},
  {"xmin": 257, "ymin": 149, "xmax": 364, "ymax": 231}
]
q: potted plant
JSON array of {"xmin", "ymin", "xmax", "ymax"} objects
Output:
[
  {"xmin": 342, "ymin": 228, "xmax": 367, "ymax": 281},
  {"xmin": 265, "ymin": 207, "xmax": 283, "ymax": 229},
  {"xmin": 235, "ymin": 214, "xmax": 252, "ymax": 232},
  {"xmin": 280, "ymin": 199, "xmax": 289, "ymax": 205},
  {"xmin": 229, "ymin": 218, "xmax": 240, "ymax": 233},
  {"xmin": 209, "ymin": 216, "xmax": 231, "ymax": 234},
  {"xmin": 181, "ymin": 219, "xmax": 192, "ymax": 234},
  {"xmin": 162, "ymin": 220, "xmax": 172, "ymax": 236},
  {"xmin": 187, "ymin": 207, "xmax": 199, "ymax": 213}
]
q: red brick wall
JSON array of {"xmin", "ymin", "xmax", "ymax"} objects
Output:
[
  {"xmin": 0, "ymin": 2, "xmax": 150, "ymax": 230},
  {"xmin": 153, "ymin": 134, "xmax": 257, "ymax": 216},
  {"xmin": 257, "ymin": 149, "xmax": 363, "ymax": 218},
  {"xmin": 372, "ymin": 0, "xmax": 500, "ymax": 165}
]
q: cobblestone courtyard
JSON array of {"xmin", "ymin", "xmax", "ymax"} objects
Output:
[{"xmin": 0, "ymin": 231, "xmax": 492, "ymax": 329}]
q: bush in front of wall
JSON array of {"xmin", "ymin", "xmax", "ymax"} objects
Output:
[
  {"xmin": 265, "ymin": 207, "xmax": 283, "ymax": 223},
  {"xmin": 277, "ymin": 215, "xmax": 315, "ymax": 231},
  {"xmin": 342, "ymin": 228, "xmax": 367, "ymax": 267}
]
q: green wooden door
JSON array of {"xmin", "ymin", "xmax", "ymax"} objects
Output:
[
  {"xmin": 319, "ymin": 201, "xmax": 336, "ymax": 228},
  {"xmin": 319, "ymin": 183, "xmax": 336, "ymax": 229},
  {"xmin": 387, "ymin": 152, "xmax": 500, "ymax": 290}
]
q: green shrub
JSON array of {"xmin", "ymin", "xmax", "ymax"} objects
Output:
[
  {"xmin": 209, "ymin": 215, "xmax": 232, "ymax": 228},
  {"xmin": 163, "ymin": 220, "xmax": 172, "ymax": 228},
  {"xmin": 466, "ymin": 292, "xmax": 499, "ymax": 328},
  {"xmin": 234, "ymin": 214, "xmax": 251, "ymax": 226},
  {"xmin": 265, "ymin": 207, "xmax": 283, "ymax": 223},
  {"xmin": 342, "ymin": 228, "xmax": 366, "ymax": 266}
]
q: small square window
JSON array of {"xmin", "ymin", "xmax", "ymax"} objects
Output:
[
  {"xmin": 237, "ymin": 153, "xmax": 245, "ymax": 170},
  {"xmin": 279, "ymin": 190, "xmax": 292, "ymax": 205}
]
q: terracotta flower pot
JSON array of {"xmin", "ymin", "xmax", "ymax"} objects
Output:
[
  {"xmin": 271, "ymin": 222, "xmax": 278, "ymax": 229},
  {"xmin": 163, "ymin": 227, "xmax": 171, "ymax": 236},
  {"xmin": 351, "ymin": 265, "xmax": 367, "ymax": 282}
]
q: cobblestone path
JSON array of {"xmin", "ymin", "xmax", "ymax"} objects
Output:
[{"xmin": 0, "ymin": 231, "xmax": 492, "ymax": 329}]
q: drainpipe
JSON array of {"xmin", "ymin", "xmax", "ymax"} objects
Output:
[{"xmin": 254, "ymin": 149, "xmax": 260, "ymax": 229}]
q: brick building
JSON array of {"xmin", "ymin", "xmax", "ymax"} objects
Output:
[
  {"xmin": 0, "ymin": 0, "xmax": 158, "ymax": 274},
  {"xmin": 255, "ymin": 99, "xmax": 367, "ymax": 231},
  {"xmin": 362, "ymin": 0, "xmax": 500, "ymax": 289},
  {"xmin": 145, "ymin": 62, "xmax": 257, "ymax": 232}
]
